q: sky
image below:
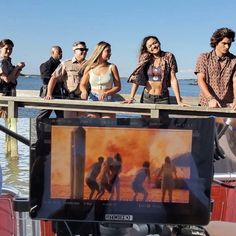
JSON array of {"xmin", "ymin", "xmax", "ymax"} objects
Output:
[{"xmin": 1, "ymin": 0, "xmax": 236, "ymax": 79}]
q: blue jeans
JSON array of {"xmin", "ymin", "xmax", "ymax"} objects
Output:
[{"xmin": 88, "ymin": 91, "xmax": 113, "ymax": 102}]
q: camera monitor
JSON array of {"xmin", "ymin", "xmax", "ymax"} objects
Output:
[{"xmin": 30, "ymin": 117, "xmax": 215, "ymax": 225}]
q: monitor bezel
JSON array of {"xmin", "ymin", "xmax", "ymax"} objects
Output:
[{"xmin": 29, "ymin": 117, "xmax": 215, "ymax": 225}]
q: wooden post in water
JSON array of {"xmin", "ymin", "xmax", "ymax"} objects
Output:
[{"xmin": 5, "ymin": 118, "xmax": 18, "ymax": 158}]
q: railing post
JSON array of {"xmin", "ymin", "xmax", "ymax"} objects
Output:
[
  {"xmin": 150, "ymin": 109, "xmax": 160, "ymax": 118},
  {"xmin": 7, "ymin": 100, "xmax": 18, "ymax": 118},
  {"xmin": 5, "ymin": 118, "xmax": 18, "ymax": 158}
]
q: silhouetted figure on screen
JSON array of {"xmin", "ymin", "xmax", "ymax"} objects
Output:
[
  {"xmin": 85, "ymin": 156, "xmax": 104, "ymax": 200},
  {"xmin": 96, "ymin": 157, "xmax": 113, "ymax": 200},
  {"xmin": 132, "ymin": 161, "xmax": 150, "ymax": 201},
  {"xmin": 157, "ymin": 156, "xmax": 177, "ymax": 202},
  {"xmin": 109, "ymin": 153, "xmax": 122, "ymax": 200}
]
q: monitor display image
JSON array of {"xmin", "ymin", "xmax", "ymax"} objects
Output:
[
  {"xmin": 51, "ymin": 126, "xmax": 191, "ymax": 203},
  {"xmin": 30, "ymin": 118, "xmax": 215, "ymax": 225}
]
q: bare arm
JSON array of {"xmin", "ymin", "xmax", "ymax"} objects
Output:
[
  {"xmin": 100, "ymin": 64, "xmax": 121, "ymax": 100},
  {"xmin": 44, "ymin": 63, "xmax": 64, "ymax": 100},
  {"xmin": 230, "ymin": 75, "xmax": 236, "ymax": 110},
  {"xmin": 170, "ymin": 71, "xmax": 188, "ymax": 106},
  {"xmin": 197, "ymin": 72, "xmax": 221, "ymax": 108},
  {"xmin": 44, "ymin": 76, "xmax": 58, "ymax": 100},
  {"xmin": 79, "ymin": 67, "xmax": 90, "ymax": 100},
  {"xmin": 123, "ymin": 83, "xmax": 139, "ymax": 104},
  {"xmin": 130, "ymin": 83, "xmax": 139, "ymax": 101}
]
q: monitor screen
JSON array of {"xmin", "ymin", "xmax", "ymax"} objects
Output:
[{"xmin": 30, "ymin": 117, "xmax": 215, "ymax": 225}]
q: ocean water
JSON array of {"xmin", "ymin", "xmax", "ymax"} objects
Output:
[
  {"xmin": 0, "ymin": 76, "xmax": 199, "ymax": 196},
  {"xmin": 0, "ymin": 118, "xmax": 30, "ymax": 196},
  {"xmin": 17, "ymin": 75, "xmax": 199, "ymax": 96}
]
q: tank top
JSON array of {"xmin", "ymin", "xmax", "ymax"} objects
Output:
[{"xmin": 89, "ymin": 64, "xmax": 113, "ymax": 90}]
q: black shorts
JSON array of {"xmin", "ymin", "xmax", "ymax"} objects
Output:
[{"xmin": 141, "ymin": 89, "xmax": 170, "ymax": 104}]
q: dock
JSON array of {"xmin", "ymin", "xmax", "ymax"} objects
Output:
[
  {"xmin": 0, "ymin": 90, "xmax": 236, "ymax": 118},
  {"xmin": 0, "ymin": 90, "xmax": 236, "ymax": 235}
]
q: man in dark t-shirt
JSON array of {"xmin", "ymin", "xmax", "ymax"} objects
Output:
[{"xmin": 37, "ymin": 46, "xmax": 64, "ymax": 119}]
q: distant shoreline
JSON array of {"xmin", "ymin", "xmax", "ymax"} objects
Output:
[
  {"xmin": 20, "ymin": 74, "xmax": 40, "ymax": 77},
  {"xmin": 20, "ymin": 75, "xmax": 196, "ymax": 80}
]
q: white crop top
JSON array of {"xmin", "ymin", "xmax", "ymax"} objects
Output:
[{"xmin": 89, "ymin": 64, "xmax": 113, "ymax": 90}]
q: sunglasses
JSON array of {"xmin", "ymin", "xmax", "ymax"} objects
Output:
[{"xmin": 75, "ymin": 48, "xmax": 88, "ymax": 52}]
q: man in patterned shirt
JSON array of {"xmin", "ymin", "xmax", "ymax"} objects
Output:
[{"xmin": 195, "ymin": 27, "xmax": 236, "ymax": 110}]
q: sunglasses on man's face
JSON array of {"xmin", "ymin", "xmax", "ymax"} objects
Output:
[{"xmin": 75, "ymin": 48, "xmax": 88, "ymax": 52}]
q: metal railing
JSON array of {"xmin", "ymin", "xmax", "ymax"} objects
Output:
[{"xmin": 1, "ymin": 94, "xmax": 236, "ymax": 118}]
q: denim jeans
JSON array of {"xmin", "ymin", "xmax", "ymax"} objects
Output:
[{"xmin": 88, "ymin": 91, "xmax": 113, "ymax": 102}]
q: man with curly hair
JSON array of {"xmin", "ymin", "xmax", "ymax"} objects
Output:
[{"xmin": 195, "ymin": 27, "xmax": 236, "ymax": 110}]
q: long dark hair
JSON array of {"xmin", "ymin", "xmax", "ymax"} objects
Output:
[{"xmin": 139, "ymin": 35, "xmax": 161, "ymax": 60}]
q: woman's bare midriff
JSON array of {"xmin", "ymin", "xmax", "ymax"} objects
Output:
[
  {"xmin": 145, "ymin": 81, "xmax": 163, "ymax": 95},
  {"xmin": 91, "ymin": 88, "xmax": 111, "ymax": 94}
]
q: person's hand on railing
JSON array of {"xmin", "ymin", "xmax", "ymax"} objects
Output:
[
  {"xmin": 229, "ymin": 100, "xmax": 236, "ymax": 110},
  {"xmin": 80, "ymin": 91, "xmax": 88, "ymax": 100},
  {"xmin": 99, "ymin": 92, "xmax": 108, "ymax": 101},
  {"xmin": 122, "ymin": 97, "xmax": 136, "ymax": 104},
  {"xmin": 208, "ymin": 97, "xmax": 222, "ymax": 108},
  {"xmin": 44, "ymin": 94, "xmax": 53, "ymax": 100},
  {"xmin": 176, "ymin": 97, "xmax": 191, "ymax": 107},
  {"xmin": 177, "ymin": 101, "xmax": 191, "ymax": 107}
]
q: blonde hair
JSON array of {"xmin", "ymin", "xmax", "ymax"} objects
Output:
[{"xmin": 80, "ymin": 41, "xmax": 111, "ymax": 72}]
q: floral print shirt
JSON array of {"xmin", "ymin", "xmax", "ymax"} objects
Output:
[{"xmin": 195, "ymin": 50, "xmax": 236, "ymax": 106}]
